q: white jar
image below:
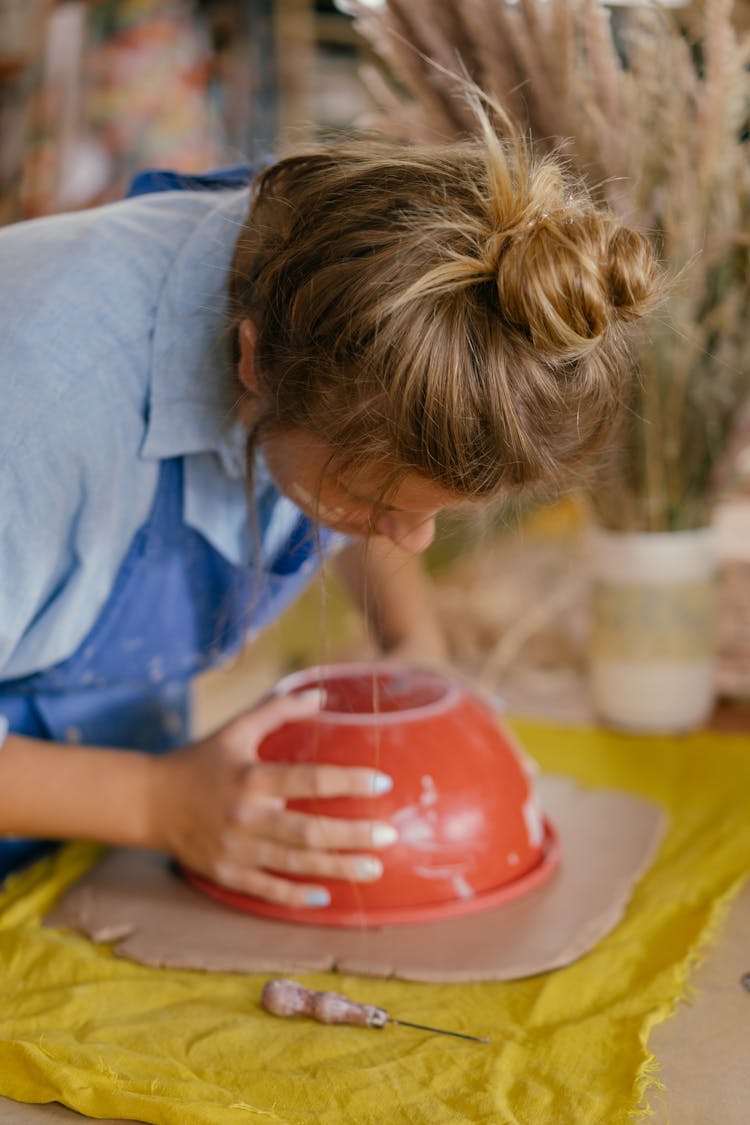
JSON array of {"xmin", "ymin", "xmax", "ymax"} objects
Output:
[{"xmin": 587, "ymin": 526, "xmax": 717, "ymax": 733}]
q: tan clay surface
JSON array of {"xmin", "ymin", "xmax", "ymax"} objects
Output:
[{"xmin": 45, "ymin": 775, "xmax": 666, "ymax": 982}]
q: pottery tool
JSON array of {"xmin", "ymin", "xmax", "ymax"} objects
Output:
[{"xmin": 261, "ymin": 978, "xmax": 490, "ymax": 1043}]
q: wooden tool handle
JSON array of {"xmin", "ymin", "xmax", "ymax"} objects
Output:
[{"xmin": 262, "ymin": 978, "xmax": 388, "ymax": 1028}]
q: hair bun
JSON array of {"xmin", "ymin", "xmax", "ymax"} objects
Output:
[
  {"xmin": 605, "ymin": 226, "xmax": 660, "ymax": 322},
  {"xmin": 493, "ymin": 215, "xmax": 658, "ymax": 355}
]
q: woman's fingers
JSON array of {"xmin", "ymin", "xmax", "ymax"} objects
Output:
[
  {"xmin": 222, "ymin": 689, "xmax": 326, "ymax": 762},
  {"xmin": 242, "ymin": 761, "xmax": 393, "ymax": 801},
  {"xmin": 209, "ymin": 863, "xmax": 334, "ymax": 909},
  {"xmin": 190, "ymin": 692, "xmax": 404, "ymax": 908},
  {"xmin": 218, "ymin": 835, "xmax": 385, "ymax": 885},
  {"xmin": 232, "ymin": 803, "xmax": 398, "ymax": 852},
  {"xmin": 210, "ymin": 832, "xmax": 390, "ymax": 908}
]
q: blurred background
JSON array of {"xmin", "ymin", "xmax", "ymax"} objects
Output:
[
  {"xmin": 0, "ymin": 0, "xmax": 377, "ymax": 220},
  {"xmin": 1, "ymin": 0, "xmax": 749, "ymax": 732}
]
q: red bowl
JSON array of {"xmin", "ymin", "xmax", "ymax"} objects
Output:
[{"xmin": 184, "ymin": 663, "xmax": 558, "ymax": 927}]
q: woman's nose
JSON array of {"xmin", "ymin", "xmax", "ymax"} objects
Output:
[{"xmin": 374, "ymin": 512, "xmax": 437, "ymax": 554}]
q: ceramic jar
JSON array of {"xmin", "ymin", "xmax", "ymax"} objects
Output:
[{"xmin": 588, "ymin": 526, "xmax": 718, "ymax": 733}]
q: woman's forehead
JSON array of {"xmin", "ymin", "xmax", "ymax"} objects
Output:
[
  {"xmin": 281, "ymin": 429, "xmax": 464, "ymax": 510},
  {"xmin": 336, "ymin": 458, "xmax": 460, "ymax": 512}
]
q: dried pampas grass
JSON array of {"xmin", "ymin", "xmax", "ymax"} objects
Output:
[{"xmin": 350, "ymin": 0, "xmax": 750, "ymax": 530}]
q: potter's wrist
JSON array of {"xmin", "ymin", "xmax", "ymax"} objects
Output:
[
  {"xmin": 142, "ymin": 751, "xmax": 184, "ymax": 854},
  {"xmin": 0, "ymin": 738, "xmax": 169, "ymax": 850},
  {"xmin": 93, "ymin": 750, "xmax": 166, "ymax": 851},
  {"xmin": 382, "ymin": 620, "xmax": 449, "ymax": 667}
]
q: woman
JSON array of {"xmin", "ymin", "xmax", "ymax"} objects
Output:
[{"xmin": 0, "ymin": 106, "xmax": 660, "ymax": 906}]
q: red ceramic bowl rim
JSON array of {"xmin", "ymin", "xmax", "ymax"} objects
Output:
[
  {"xmin": 181, "ymin": 818, "xmax": 560, "ymax": 929},
  {"xmin": 269, "ymin": 661, "xmax": 465, "ymax": 726}
]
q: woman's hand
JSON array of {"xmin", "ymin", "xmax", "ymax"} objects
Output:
[{"xmin": 148, "ymin": 691, "xmax": 397, "ymax": 909}]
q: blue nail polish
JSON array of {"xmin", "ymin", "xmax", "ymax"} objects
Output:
[
  {"xmin": 355, "ymin": 857, "xmax": 383, "ymax": 881},
  {"xmin": 371, "ymin": 772, "xmax": 394, "ymax": 795},
  {"xmin": 306, "ymin": 889, "xmax": 330, "ymax": 907}
]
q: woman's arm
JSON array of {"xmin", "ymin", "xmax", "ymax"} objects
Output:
[
  {"xmin": 0, "ymin": 733, "xmax": 157, "ymax": 847},
  {"xmin": 334, "ymin": 537, "xmax": 448, "ymax": 666},
  {"xmin": 0, "ymin": 693, "xmax": 396, "ymax": 907}
]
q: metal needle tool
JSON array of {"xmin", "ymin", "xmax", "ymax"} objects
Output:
[{"xmin": 262, "ymin": 978, "xmax": 490, "ymax": 1044}]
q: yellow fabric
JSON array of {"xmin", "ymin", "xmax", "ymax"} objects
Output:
[{"xmin": 1, "ymin": 720, "xmax": 749, "ymax": 1125}]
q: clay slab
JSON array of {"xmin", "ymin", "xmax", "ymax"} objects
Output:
[{"xmin": 45, "ymin": 775, "xmax": 666, "ymax": 981}]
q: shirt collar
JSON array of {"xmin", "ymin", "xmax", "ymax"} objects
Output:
[{"xmin": 140, "ymin": 187, "xmax": 252, "ymax": 479}]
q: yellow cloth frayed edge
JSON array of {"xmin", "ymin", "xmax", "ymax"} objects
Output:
[
  {"xmin": 515, "ymin": 719, "xmax": 750, "ymax": 1124},
  {"xmin": 629, "ymin": 873, "xmax": 748, "ymax": 1122},
  {"xmin": 0, "ymin": 719, "xmax": 749, "ymax": 1125}
]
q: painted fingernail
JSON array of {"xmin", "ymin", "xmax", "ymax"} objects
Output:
[
  {"xmin": 295, "ymin": 689, "xmax": 326, "ymax": 708},
  {"xmin": 370, "ymin": 772, "xmax": 393, "ymax": 795},
  {"xmin": 371, "ymin": 824, "xmax": 398, "ymax": 847},
  {"xmin": 354, "ymin": 857, "xmax": 383, "ymax": 881},
  {"xmin": 306, "ymin": 888, "xmax": 331, "ymax": 907}
]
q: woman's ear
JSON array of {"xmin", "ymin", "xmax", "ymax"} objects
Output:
[{"xmin": 237, "ymin": 319, "xmax": 259, "ymax": 392}]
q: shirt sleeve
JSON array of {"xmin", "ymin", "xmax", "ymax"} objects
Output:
[
  {"xmin": 0, "ymin": 369, "xmax": 157, "ymax": 680},
  {"xmin": 0, "ymin": 207, "xmax": 158, "ymax": 680},
  {"xmin": 0, "ymin": 417, "xmax": 86, "ymax": 679}
]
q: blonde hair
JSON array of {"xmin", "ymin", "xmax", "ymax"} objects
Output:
[{"xmin": 230, "ymin": 109, "xmax": 661, "ymax": 501}]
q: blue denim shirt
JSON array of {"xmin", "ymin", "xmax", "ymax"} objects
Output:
[{"xmin": 0, "ymin": 183, "xmax": 311, "ymax": 681}]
